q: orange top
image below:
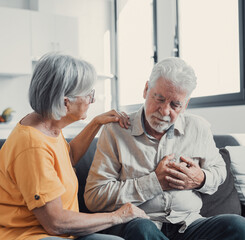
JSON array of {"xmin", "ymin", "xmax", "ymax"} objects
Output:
[{"xmin": 0, "ymin": 123, "xmax": 78, "ymax": 239}]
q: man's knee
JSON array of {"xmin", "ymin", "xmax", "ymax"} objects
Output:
[
  {"xmin": 225, "ymin": 215, "xmax": 245, "ymax": 235},
  {"xmin": 124, "ymin": 218, "xmax": 167, "ymax": 240},
  {"xmin": 126, "ymin": 218, "xmax": 157, "ymax": 232},
  {"xmin": 215, "ymin": 214, "xmax": 245, "ymax": 238}
]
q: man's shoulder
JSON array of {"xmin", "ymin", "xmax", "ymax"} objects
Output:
[
  {"xmin": 181, "ymin": 112, "xmax": 211, "ymax": 129},
  {"xmin": 104, "ymin": 111, "xmax": 138, "ymax": 130},
  {"xmin": 99, "ymin": 110, "xmax": 141, "ymax": 142}
]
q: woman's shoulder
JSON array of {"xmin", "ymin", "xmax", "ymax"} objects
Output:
[{"xmin": 3, "ymin": 123, "xmax": 59, "ymax": 156}]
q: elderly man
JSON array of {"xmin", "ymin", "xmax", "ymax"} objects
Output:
[{"xmin": 84, "ymin": 57, "xmax": 245, "ymax": 240}]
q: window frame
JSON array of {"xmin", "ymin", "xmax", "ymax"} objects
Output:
[
  {"xmin": 117, "ymin": 0, "xmax": 245, "ymax": 112},
  {"xmin": 177, "ymin": 0, "xmax": 245, "ymax": 108},
  {"xmin": 116, "ymin": 0, "xmax": 158, "ymax": 113}
]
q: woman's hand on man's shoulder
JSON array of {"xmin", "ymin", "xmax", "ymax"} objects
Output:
[{"xmin": 94, "ymin": 109, "xmax": 131, "ymax": 129}]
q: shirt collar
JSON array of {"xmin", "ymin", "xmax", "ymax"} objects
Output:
[
  {"xmin": 173, "ymin": 113, "xmax": 185, "ymax": 136},
  {"xmin": 131, "ymin": 105, "xmax": 145, "ymax": 136}
]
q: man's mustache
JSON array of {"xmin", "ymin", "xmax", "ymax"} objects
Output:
[{"xmin": 152, "ymin": 114, "xmax": 171, "ymax": 122}]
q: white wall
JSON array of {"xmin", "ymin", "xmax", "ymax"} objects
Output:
[
  {"xmin": 37, "ymin": 0, "xmax": 114, "ymax": 74},
  {"xmin": 187, "ymin": 106, "xmax": 245, "ymax": 134},
  {"xmin": 34, "ymin": 0, "xmax": 115, "ymax": 123},
  {"xmin": 0, "ymin": 0, "xmax": 113, "ymax": 127}
]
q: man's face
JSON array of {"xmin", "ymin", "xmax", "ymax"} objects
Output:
[{"xmin": 143, "ymin": 77, "xmax": 189, "ymax": 133}]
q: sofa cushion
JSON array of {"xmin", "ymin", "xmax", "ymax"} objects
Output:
[
  {"xmin": 213, "ymin": 135, "xmax": 240, "ymax": 148},
  {"xmin": 200, "ymin": 148, "xmax": 241, "ymax": 217},
  {"xmin": 225, "ymin": 146, "xmax": 245, "ymax": 205},
  {"xmin": 75, "ymin": 138, "xmax": 98, "ymax": 213},
  {"xmin": 0, "ymin": 139, "xmax": 5, "ymax": 149}
]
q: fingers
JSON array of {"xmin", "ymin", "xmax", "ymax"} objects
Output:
[
  {"xmin": 95, "ymin": 109, "xmax": 131, "ymax": 127},
  {"xmin": 166, "ymin": 167, "xmax": 187, "ymax": 181},
  {"xmin": 112, "ymin": 110, "xmax": 130, "ymax": 129},
  {"xmin": 119, "ymin": 111, "xmax": 130, "ymax": 129},
  {"xmin": 132, "ymin": 205, "xmax": 149, "ymax": 219},
  {"xmin": 179, "ymin": 156, "xmax": 195, "ymax": 168},
  {"xmin": 168, "ymin": 182, "xmax": 185, "ymax": 190},
  {"xmin": 160, "ymin": 153, "xmax": 175, "ymax": 163},
  {"xmin": 165, "ymin": 171, "xmax": 186, "ymax": 189},
  {"xmin": 117, "ymin": 203, "xmax": 149, "ymax": 223},
  {"xmin": 168, "ymin": 157, "xmax": 195, "ymax": 173},
  {"xmin": 168, "ymin": 161, "xmax": 187, "ymax": 171}
]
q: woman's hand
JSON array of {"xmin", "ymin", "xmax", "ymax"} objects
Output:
[
  {"xmin": 94, "ymin": 109, "xmax": 130, "ymax": 129},
  {"xmin": 113, "ymin": 202, "xmax": 149, "ymax": 224}
]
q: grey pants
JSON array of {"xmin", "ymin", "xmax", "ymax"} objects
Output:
[{"xmin": 41, "ymin": 233, "xmax": 124, "ymax": 240}]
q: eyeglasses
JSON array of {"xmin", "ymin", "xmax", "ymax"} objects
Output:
[
  {"xmin": 68, "ymin": 89, "xmax": 95, "ymax": 104},
  {"xmin": 86, "ymin": 89, "xmax": 95, "ymax": 104}
]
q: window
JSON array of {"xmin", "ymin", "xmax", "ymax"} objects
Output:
[
  {"xmin": 115, "ymin": 0, "xmax": 156, "ymax": 112},
  {"xmin": 177, "ymin": 0, "xmax": 245, "ymax": 108}
]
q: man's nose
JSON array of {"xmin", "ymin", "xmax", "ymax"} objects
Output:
[{"xmin": 159, "ymin": 102, "xmax": 170, "ymax": 116}]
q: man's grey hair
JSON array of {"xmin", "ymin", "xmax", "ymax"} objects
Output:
[
  {"xmin": 148, "ymin": 57, "xmax": 197, "ymax": 98},
  {"xmin": 29, "ymin": 52, "xmax": 96, "ymax": 120}
]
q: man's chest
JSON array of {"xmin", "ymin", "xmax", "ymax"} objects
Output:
[{"xmin": 118, "ymin": 135, "xmax": 204, "ymax": 179}]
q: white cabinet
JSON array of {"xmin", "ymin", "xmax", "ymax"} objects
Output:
[
  {"xmin": 31, "ymin": 12, "xmax": 79, "ymax": 60},
  {"xmin": 54, "ymin": 15, "xmax": 79, "ymax": 57},
  {"xmin": 0, "ymin": 7, "xmax": 32, "ymax": 75},
  {"xmin": 0, "ymin": 7, "xmax": 79, "ymax": 75},
  {"xmin": 30, "ymin": 12, "xmax": 55, "ymax": 60}
]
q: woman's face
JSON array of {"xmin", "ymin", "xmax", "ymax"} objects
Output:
[{"xmin": 66, "ymin": 89, "xmax": 95, "ymax": 121}]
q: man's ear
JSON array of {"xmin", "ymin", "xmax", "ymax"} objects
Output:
[
  {"xmin": 182, "ymin": 99, "xmax": 190, "ymax": 112},
  {"xmin": 143, "ymin": 81, "xmax": 149, "ymax": 99}
]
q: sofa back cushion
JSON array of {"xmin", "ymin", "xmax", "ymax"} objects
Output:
[
  {"xmin": 213, "ymin": 135, "xmax": 240, "ymax": 148},
  {"xmin": 200, "ymin": 148, "xmax": 241, "ymax": 216},
  {"xmin": 75, "ymin": 138, "xmax": 98, "ymax": 213},
  {"xmin": 0, "ymin": 139, "xmax": 5, "ymax": 149}
]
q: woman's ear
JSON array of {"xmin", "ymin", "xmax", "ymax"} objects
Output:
[
  {"xmin": 64, "ymin": 97, "xmax": 70, "ymax": 111},
  {"xmin": 64, "ymin": 97, "xmax": 68, "ymax": 106}
]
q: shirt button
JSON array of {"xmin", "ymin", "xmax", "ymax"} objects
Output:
[{"xmin": 34, "ymin": 194, "xmax": 40, "ymax": 200}]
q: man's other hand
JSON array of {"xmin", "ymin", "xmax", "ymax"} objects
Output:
[{"xmin": 166, "ymin": 156, "xmax": 205, "ymax": 190}]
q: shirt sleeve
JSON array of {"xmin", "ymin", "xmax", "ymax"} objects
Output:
[
  {"xmin": 84, "ymin": 125, "xmax": 163, "ymax": 212},
  {"xmin": 196, "ymin": 127, "xmax": 227, "ymax": 195},
  {"xmin": 10, "ymin": 147, "xmax": 66, "ymax": 210}
]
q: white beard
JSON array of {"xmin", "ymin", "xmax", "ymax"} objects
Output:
[{"xmin": 146, "ymin": 113, "xmax": 172, "ymax": 133}]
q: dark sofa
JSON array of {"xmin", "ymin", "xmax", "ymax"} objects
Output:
[{"xmin": 0, "ymin": 134, "xmax": 244, "ymax": 217}]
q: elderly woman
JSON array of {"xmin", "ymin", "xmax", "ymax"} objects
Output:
[{"xmin": 0, "ymin": 53, "xmax": 148, "ymax": 240}]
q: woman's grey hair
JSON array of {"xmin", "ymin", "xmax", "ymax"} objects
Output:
[
  {"xmin": 148, "ymin": 57, "xmax": 197, "ymax": 98},
  {"xmin": 29, "ymin": 52, "xmax": 96, "ymax": 120}
]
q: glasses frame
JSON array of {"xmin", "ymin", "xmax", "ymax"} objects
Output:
[
  {"xmin": 87, "ymin": 89, "xmax": 95, "ymax": 104},
  {"xmin": 68, "ymin": 89, "xmax": 95, "ymax": 104}
]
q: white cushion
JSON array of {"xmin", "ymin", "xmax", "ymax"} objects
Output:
[{"xmin": 226, "ymin": 146, "xmax": 245, "ymax": 205}]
